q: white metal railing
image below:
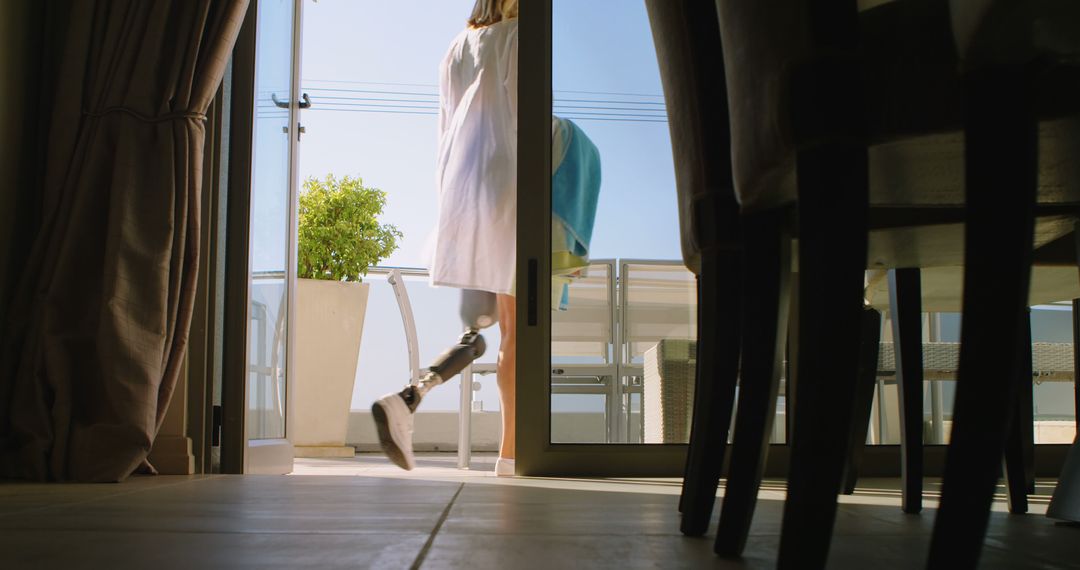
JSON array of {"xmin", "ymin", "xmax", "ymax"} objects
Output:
[
  {"xmin": 249, "ymin": 264, "xmax": 698, "ymax": 461},
  {"xmin": 366, "ymin": 260, "xmax": 698, "ymax": 465}
]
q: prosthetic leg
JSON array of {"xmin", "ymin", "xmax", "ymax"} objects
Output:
[{"xmin": 372, "ymin": 289, "xmax": 497, "ymax": 470}]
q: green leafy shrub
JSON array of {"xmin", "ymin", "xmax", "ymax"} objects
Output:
[{"xmin": 298, "ymin": 174, "xmax": 402, "ymax": 281}]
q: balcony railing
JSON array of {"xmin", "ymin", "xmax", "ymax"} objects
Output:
[{"xmin": 248, "ymin": 265, "xmax": 1078, "ymax": 461}]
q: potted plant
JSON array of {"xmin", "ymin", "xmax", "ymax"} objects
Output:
[{"xmin": 293, "ymin": 174, "xmax": 401, "ymax": 457}]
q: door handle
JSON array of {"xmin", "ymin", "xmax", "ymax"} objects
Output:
[
  {"xmin": 271, "ymin": 93, "xmax": 312, "ymax": 109},
  {"xmin": 527, "ymin": 258, "xmax": 538, "ymax": 326}
]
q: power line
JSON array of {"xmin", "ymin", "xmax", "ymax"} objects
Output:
[
  {"xmin": 285, "ymin": 98, "xmax": 666, "ymax": 118},
  {"xmin": 257, "ymin": 86, "xmax": 669, "ymax": 123},
  {"xmin": 551, "ymin": 88, "xmax": 664, "ymax": 99},
  {"xmin": 295, "ymin": 93, "xmax": 665, "ymax": 120},
  {"xmin": 301, "ymin": 87, "xmax": 667, "ymax": 107},
  {"xmin": 553, "ymin": 97, "xmax": 664, "ymax": 107},
  {"xmin": 559, "ymin": 117, "xmax": 667, "ymax": 124},
  {"xmin": 304, "ymin": 107, "xmax": 665, "ymax": 123},
  {"xmin": 311, "ymin": 102, "xmax": 438, "ymax": 111},
  {"xmin": 304, "ymin": 79, "xmax": 665, "ymax": 99},
  {"xmin": 307, "ymin": 107, "xmax": 666, "ymax": 122},
  {"xmin": 306, "ymin": 108, "xmax": 437, "ymax": 117},
  {"xmin": 305, "ymin": 79, "xmax": 438, "ymax": 88},
  {"xmin": 297, "ymin": 95, "xmax": 438, "ymax": 105},
  {"xmin": 554, "ymin": 104, "xmax": 665, "ymax": 113},
  {"xmin": 303, "ymin": 86, "xmax": 438, "ymax": 98}
]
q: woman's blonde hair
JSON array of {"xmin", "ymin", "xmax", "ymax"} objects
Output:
[{"xmin": 468, "ymin": 0, "xmax": 519, "ymax": 28}]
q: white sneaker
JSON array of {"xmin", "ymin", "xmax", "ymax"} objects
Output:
[
  {"xmin": 494, "ymin": 457, "xmax": 515, "ymax": 477},
  {"xmin": 372, "ymin": 393, "xmax": 415, "ymax": 470}
]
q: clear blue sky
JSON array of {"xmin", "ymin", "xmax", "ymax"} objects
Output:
[{"xmin": 297, "ymin": 0, "xmax": 682, "ymax": 411}]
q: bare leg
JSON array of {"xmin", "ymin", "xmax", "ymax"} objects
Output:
[{"xmin": 497, "ymin": 293, "xmax": 516, "ymax": 459}]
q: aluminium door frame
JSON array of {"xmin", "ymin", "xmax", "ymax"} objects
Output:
[
  {"xmin": 221, "ymin": 0, "xmax": 257, "ymax": 475},
  {"xmin": 221, "ymin": 0, "xmax": 302, "ymax": 474},
  {"xmin": 515, "ymin": 0, "xmax": 688, "ymax": 476}
]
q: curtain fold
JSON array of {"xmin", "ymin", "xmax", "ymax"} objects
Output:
[{"xmin": 0, "ymin": 0, "xmax": 249, "ymax": 482}]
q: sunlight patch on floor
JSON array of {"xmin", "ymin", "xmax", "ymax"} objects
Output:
[{"xmin": 292, "ymin": 453, "xmax": 1055, "ymax": 513}]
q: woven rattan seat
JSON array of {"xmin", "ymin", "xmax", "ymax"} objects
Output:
[{"xmin": 876, "ymin": 342, "xmax": 1075, "ymax": 382}]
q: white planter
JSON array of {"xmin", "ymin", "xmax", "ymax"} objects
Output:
[{"xmin": 292, "ymin": 278, "xmax": 370, "ymax": 457}]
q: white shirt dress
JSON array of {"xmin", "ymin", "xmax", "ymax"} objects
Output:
[{"xmin": 429, "ymin": 19, "xmax": 519, "ymax": 296}]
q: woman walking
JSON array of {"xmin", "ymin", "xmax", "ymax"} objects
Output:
[{"xmin": 372, "ymin": 0, "xmax": 519, "ymax": 477}]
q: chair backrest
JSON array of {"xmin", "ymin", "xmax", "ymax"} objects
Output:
[
  {"xmin": 552, "ymin": 260, "xmax": 616, "ymax": 362},
  {"xmin": 645, "ymin": 0, "xmax": 738, "ymax": 275},
  {"xmin": 550, "ymin": 259, "xmax": 698, "ymax": 368},
  {"xmin": 948, "ymin": 0, "xmax": 1080, "ymax": 72},
  {"xmin": 619, "ymin": 260, "xmax": 698, "ymax": 364}
]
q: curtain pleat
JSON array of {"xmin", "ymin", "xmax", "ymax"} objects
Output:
[{"xmin": 0, "ymin": 0, "xmax": 249, "ymax": 482}]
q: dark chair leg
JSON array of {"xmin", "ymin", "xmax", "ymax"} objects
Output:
[
  {"xmin": 1003, "ymin": 314, "xmax": 1034, "ymax": 513},
  {"xmin": 777, "ymin": 142, "xmax": 869, "ymax": 569},
  {"xmin": 786, "ymin": 276, "xmax": 800, "ymax": 442},
  {"xmin": 679, "ymin": 247, "xmax": 742, "ymax": 536},
  {"xmin": 677, "ymin": 274, "xmax": 704, "ymax": 518},
  {"xmin": 1020, "ymin": 318, "xmax": 1036, "ymax": 496},
  {"xmin": 889, "ymin": 268, "xmax": 925, "ymax": 513},
  {"xmin": 927, "ymin": 66, "xmax": 1037, "ymax": 569},
  {"xmin": 714, "ymin": 212, "xmax": 791, "ymax": 556},
  {"xmin": 1072, "ymin": 298, "xmax": 1080, "ymax": 436},
  {"xmin": 841, "ymin": 307, "xmax": 882, "ymax": 495}
]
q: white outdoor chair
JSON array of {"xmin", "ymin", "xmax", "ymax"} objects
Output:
[{"xmin": 620, "ymin": 260, "xmax": 698, "ymax": 444}]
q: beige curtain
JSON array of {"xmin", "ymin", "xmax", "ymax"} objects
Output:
[{"xmin": 0, "ymin": 0, "xmax": 249, "ymax": 482}]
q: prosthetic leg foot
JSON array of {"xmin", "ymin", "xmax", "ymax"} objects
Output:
[
  {"xmin": 372, "ymin": 385, "xmax": 421, "ymax": 470},
  {"xmin": 373, "ymin": 322, "xmax": 490, "ymax": 470}
]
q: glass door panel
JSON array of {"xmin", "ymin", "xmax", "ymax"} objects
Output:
[
  {"xmin": 247, "ymin": 0, "xmax": 297, "ymax": 447},
  {"xmin": 547, "ymin": 0, "xmax": 694, "ymax": 444}
]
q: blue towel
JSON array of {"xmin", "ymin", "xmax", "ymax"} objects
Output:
[
  {"xmin": 551, "ymin": 117, "xmax": 601, "ymax": 310},
  {"xmin": 552, "ymin": 118, "xmax": 601, "ymax": 259}
]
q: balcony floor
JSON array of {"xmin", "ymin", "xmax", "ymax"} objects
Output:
[{"xmin": 0, "ymin": 453, "xmax": 1072, "ymax": 569}]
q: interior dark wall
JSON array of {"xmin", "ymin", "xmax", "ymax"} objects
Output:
[{"xmin": 0, "ymin": 1, "xmax": 46, "ymax": 329}]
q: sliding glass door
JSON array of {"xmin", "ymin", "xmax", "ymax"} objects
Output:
[
  {"xmin": 517, "ymin": 0, "xmax": 693, "ymax": 475},
  {"xmin": 243, "ymin": 0, "xmax": 304, "ymax": 474}
]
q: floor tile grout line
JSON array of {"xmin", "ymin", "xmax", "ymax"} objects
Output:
[
  {"xmin": 411, "ymin": 482, "xmax": 465, "ymax": 570},
  {"xmin": 0, "ymin": 475, "xmax": 225, "ymax": 518},
  {"xmin": 0, "ymin": 527, "xmax": 457, "ymax": 537}
]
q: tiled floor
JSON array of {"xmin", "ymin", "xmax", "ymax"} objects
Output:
[{"xmin": 1, "ymin": 453, "xmax": 1076, "ymax": 569}]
